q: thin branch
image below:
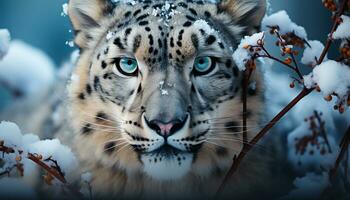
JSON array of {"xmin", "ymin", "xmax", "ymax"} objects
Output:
[
  {"xmin": 317, "ymin": 0, "xmax": 348, "ymax": 65},
  {"xmin": 329, "ymin": 126, "xmax": 350, "ymax": 180},
  {"xmin": 27, "ymin": 153, "xmax": 67, "ymax": 184},
  {"xmin": 242, "ymin": 69, "xmax": 253, "ymax": 146},
  {"xmin": 217, "ymin": 88, "xmax": 313, "ymax": 195}
]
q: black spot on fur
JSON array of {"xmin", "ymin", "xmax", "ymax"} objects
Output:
[
  {"xmin": 94, "ymin": 76, "xmax": 100, "ymax": 91},
  {"xmin": 136, "ymin": 14, "xmax": 149, "ymax": 22},
  {"xmin": 145, "ymin": 27, "xmax": 151, "ymax": 32},
  {"xmin": 125, "ymin": 28, "xmax": 132, "ymax": 36},
  {"xmin": 218, "ymin": 42, "xmax": 224, "ymax": 49},
  {"xmin": 148, "ymin": 34, "xmax": 154, "ymax": 45},
  {"xmin": 183, "ymin": 21, "xmax": 192, "ymax": 27},
  {"xmin": 133, "ymin": 35, "xmax": 142, "ymax": 53},
  {"xmin": 189, "ymin": 8, "xmax": 197, "ymax": 16},
  {"xmin": 78, "ymin": 93, "xmax": 85, "ymax": 100},
  {"xmin": 104, "ymin": 142, "xmax": 116, "ymax": 154},
  {"xmin": 206, "ymin": 35, "xmax": 216, "ymax": 45},
  {"xmin": 124, "ymin": 11, "xmax": 131, "ymax": 18},
  {"xmin": 176, "ymin": 50, "xmax": 182, "ymax": 56},
  {"xmin": 81, "ymin": 123, "xmax": 93, "ymax": 135},
  {"xmin": 186, "ymin": 15, "xmax": 196, "ymax": 21},
  {"xmin": 139, "ymin": 21, "xmax": 149, "ymax": 26},
  {"xmin": 191, "ymin": 34, "xmax": 199, "ymax": 50},
  {"xmin": 170, "ymin": 37, "xmax": 174, "ymax": 47},
  {"xmin": 224, "ymin": 121, "xmax": 240, "ymax": 133},
  {"xmin": 204, "ymin": 11, "xmax": 211, "ymax": 18},
  {"xmin": 113, "ymin": 37, "xmax": 125, "ymax": 49},
  {"xmin": 101, "ymin": 61, "xmax": 107, "ymax": 69},
  {"xmin": 86, "ymin": 84, "xmax": 92, "ymax": 95},
  {"xmin": 96, "ymin": 112, "xmax": 109, "ymax": 122},
  {"xmin": 133, "ymin": 9, "xmax": 141, "ymax": 17}
]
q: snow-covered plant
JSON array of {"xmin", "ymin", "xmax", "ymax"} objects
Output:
[
  {"xmin": 218, "ymin": 0, "xmax": 350, "ymax": 197},
  {"xmin": 0, "ymin": 121, "xmax": 86, "ymax": 198}
]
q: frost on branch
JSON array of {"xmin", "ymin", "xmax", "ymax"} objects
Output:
[
  {"xmin": 303, "ymin": 60, "xmax": 350, "ymax": 112},
  {"xmin": 332, "ymin": 15, "xmax": 350, "ymax": 39},
  {"xmin": 0, "ymin": 29, "xmax": 10, "ymax": 60},
  {"xmin": 262, "ymin": 10, "xmax": 308, "ymax": 40},
  {"xmin": 301, "ymin": 40, "xmax": 327, "ymax": 66},
  {"xmin": 232, "ymin": 32, "xmax": 265, "ymax": 71}
]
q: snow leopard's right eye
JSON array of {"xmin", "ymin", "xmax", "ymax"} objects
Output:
[{"xmin": 113, "ymin": 57, "xmax": 139, "ymax": 77}]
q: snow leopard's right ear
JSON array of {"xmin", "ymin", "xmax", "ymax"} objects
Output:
[{"xmin": 68, "ymin": 0, "xmax": 114, "ymax": 48}]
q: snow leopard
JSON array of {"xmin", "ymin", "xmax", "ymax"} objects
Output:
[{"xmin": 35, "ymin": 0, "xmax": 277, "ymax": 198}]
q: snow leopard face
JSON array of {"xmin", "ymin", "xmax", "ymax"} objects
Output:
[{"xmin": 67, "ymin": 0, "xmax": 265, "ymax": 188}]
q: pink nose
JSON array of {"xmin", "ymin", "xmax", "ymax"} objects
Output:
[
  {"xmin": 156, "ymin": 122, "xmax": 174, "ymax": 136},
  {"xmin": 146, "ymin": 118, "xmax": 186, "ymax": 137}
]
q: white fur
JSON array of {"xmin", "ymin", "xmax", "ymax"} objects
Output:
[{"xmin": 141, "ymin": 153, "xmax": 193, "ymax": 181}]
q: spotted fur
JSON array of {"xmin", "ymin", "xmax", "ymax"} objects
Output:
[{"xmin": 65, "ymin": 0, "xmax": 268, "ymax": 198}]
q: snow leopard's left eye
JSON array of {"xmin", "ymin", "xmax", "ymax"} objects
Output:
[{"xmin": 193, "ymin": 57, "xmax": 216, "ymax": 76}]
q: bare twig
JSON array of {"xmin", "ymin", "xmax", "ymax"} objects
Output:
[
  {"xmin": 242, "ymin": 69, "xmax": 253, "ymax": 146},
  {"xmin": 329, "ymin": 126, "xmax": 350, "ymax": 180},
  {"xmin": 217, "ymin": 88, "xmax": 313, "ymax": 194},
  {"xmin": 27, "ymin": 153, "xmax": 67, "ymax": 183}
]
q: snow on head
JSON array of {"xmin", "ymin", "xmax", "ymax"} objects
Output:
[
  {"xmin": 0, "ymin": 40, "xmax": 55, "ymax": 99},
  {"xmin": 262, "ymin": 10, "xmax": 307, "ymax": 40},
  {"xmin": 301, "ymin": 40, "xmax": 327, "ymax": 66},
  {"xmin": 232, "ymin": 32, "xmax": 264, "ymax": 71},
  {"xmin": 332, "ymin": 15, "xmax": 350, "ymax": 39},
  {"xmin": 0, "ymin": 29, "xmax": 11, "ymax": 60},
  {"xmin": 303, "ymin": 60, "xmax": 350, "ymax": 100}
]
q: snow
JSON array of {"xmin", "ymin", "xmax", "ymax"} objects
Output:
[
  {"xmin": 303, "ymin": 60, "xmax": 350, "ymax": 100},
  {"xmin": 0, "ymin": 121, "xmax": 23, "ymax": 147},
  {"xmin": 0, "ymin": 121, "xmax": 78, "ymax": 179},
  {"xmin": 287, "ymin": 122, "xmax": 338, "ymax": 171},
  {"xmin": 0, "ymin": 29, "xmax": 10, "ymax": 60},
  {"xmin": 262, "ymin": 10, "xmax": 307, "ymax": 39},
  {"xmin": 193, "ymin": 19, "xmax": 216, "ymax": 35},
  {"xmin": 28, "ymin": 139, "xmax": 78, "ymax": 175},
  {"xmin": 65, "ymin": 40, "xmax": 74, "ymax": 47},
  {"xmin": 0, "ymin": 177, "xmax": 37, "ymax": 199},
  {"xmin": 333, "ymin": 15, "xmax": 350, "ymax": 39},
  {"xmin": 301, "ymin": 40, "xmax": 326, "ymax": 66},
  {"xmin": 232, "ymin": 32, "xmax": 265, "ymax": 71},
  {"xmin": 106, "ymin": 31, "xmax": 116, "ymax": 40},
  {"xmin": 0, "ymin": 40, "xmax": 55, "ymax": 99},
  {"xmin": 61, "ymin": 3, "xmax": 68, "ymax": 17},
  {"xmin": 284, "ymin": 173, "xmax": 329, "ymax": 200}
]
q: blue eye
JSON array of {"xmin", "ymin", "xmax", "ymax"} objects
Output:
[
  {"xmin": 115, "ymin": 57, "xmax": 138, "ymax": 76},
  {"xmin": 193, "ymin": 57, "xmax": 215, "ymax": 75}
]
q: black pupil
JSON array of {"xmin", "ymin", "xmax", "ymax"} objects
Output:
[
  {"xmin": 199, "ymin": 59, "xmax": 205, "ymax": 64},
  {"xmin": 127, "ymin": 60, "xmax": 133, "ymax": 65}
]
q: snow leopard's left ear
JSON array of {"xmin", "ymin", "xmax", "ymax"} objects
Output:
[
  {"xmin": 219, "ymin": 0, "xmax": 266, "ymax": 34},
  {"xmin": 68, "ymin": 0, "xmax": 114, "ymax": 48}
]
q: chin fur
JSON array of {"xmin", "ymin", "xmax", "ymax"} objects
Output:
[{"xmin": 141, "ymin": 153, "xmax": 193, "ymax": 181}]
